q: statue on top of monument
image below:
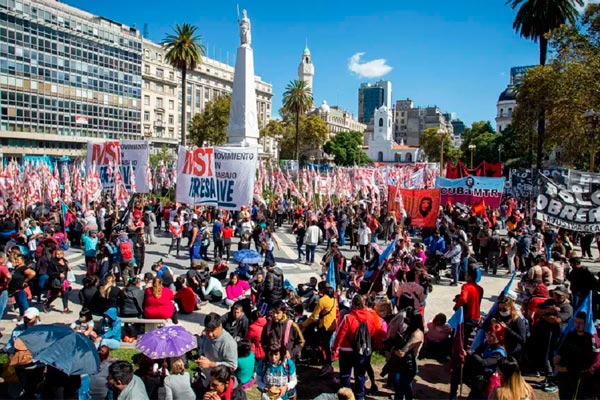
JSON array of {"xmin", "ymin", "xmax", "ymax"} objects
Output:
[{"xmin": 240, "ymin": 9, "xmax": 251, "ymax": 47}]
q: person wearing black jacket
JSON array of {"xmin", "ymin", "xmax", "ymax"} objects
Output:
[
  {"xmin": 222, "ymin": 303, "xmax": 249, "ymax": 342},
  {"xmin": 567, "ymin": 257, "xmax": 596, "ymax": 309},
  {"xmin": 119, "ymin": 277, "xmax": 144, "ymax": 318},
  {"xmin": 261, "ymin": 262, "xmax": 284, "ymax": 307},
  {"xmin": 484, "ymin": 293, "xmax": 527, "ymax": 362},
  {"xmin": 43, "ymin": 249, "xmax": 71, "ymax": 314}
]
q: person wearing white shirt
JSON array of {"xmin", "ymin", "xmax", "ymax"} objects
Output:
[
  {"xmin": 304, "ymin": 220, "xmax": 322, "ymax": 265},
  {"xmin": 201, "ymin": 275, "xmax": 224, "ymax": 303},
  {"xmin": 358, "ymin": 222, "xmax": 372, "ymax": 260}
]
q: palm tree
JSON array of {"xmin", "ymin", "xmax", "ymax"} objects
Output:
[
  {"xmin": 507, "ymin": 0, "xmax": 583, "ymax": 169},
  {"xmin": 163, "ymin": 23, "xmax": 204, "ymax": 147},
  {"xmin": 282, "ymin": 80, "xmax": 313, "ymax": 166}
]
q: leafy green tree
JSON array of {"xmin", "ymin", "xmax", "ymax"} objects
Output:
[
  {"xmin": 149, "ymin": 144, "xmax": 175, "ymax": 167},
  {"xmin": 323, "ymin": 131, "xmax": 370, "ymax": 166},
  {"xmin": 163, "ymin": 23, "xmax": 204, "ymax": 147},
  {"xmin": 189, "ymin": 95, "xmax": 230, "ymax": 146},
  {"xmin": 507, "ymin": 0, "xmax": 583, "ymax": 169},
  {"xmin": 282, "ymin": 80, "xmax": 313, "ymax": 164},
  {"xmin": 260, "ymin": 119, "xmax": 285, "ymax": 138},
  {"xmin": 420, "ymin": 128, "xmax": 460, "ymax": 163},
  {"xmin": 278, "ymin": 115, "xmax": 328, "ymax": 160}
]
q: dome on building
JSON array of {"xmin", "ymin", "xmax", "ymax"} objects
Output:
[
  {"xmin": 303, "ymin": 46, "xmax": 310, "ymax": 56},
  {"xmin": 498, "ymin": 86, "xmax": 517, "ymax": 102},
  {"xmin": 319, "ymin": 100, "xmax": 330, "ymax": 113}
]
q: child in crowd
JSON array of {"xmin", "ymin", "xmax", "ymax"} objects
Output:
[
  {"xmin": 424, "ymin": 313, "xmax": 452, "ymax": 361},
  {"xmin": 70, "ymin": 308, "xmax": 96, "ymax": 339},
  {"xmin": 236, "ymin": 340, "xmax": 256, "ymax": 390}
]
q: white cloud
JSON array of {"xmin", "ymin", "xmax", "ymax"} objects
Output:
[{"xmin": 348, "ymin": 52, "xmax": 392, "ymax": 78}]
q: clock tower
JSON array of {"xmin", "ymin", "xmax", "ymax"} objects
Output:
[{"xmin": 298, "ymin": 46, "xmax": 314, "ymax": 96}]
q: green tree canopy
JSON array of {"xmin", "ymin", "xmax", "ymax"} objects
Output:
[
  {"xmin": 260, "ymin": 119, "xmax": 285, "ymax": 138},
  {"xmin": 188, "ymin": 95, "xmax": 230, "ymax": 146},
  {"xmin": 282, "ymin": 80, "xmax": 313, "ymax": 162},
  {"xmin": 420, "ymin": 128, "xmax": 461, "ymax": 163},
  {"xmin": 149, "ymin": 144, "xmax": 175, "ymax": 167},
  {"xmin": 323, "ymin": 131, "xmax": 370, "ymax": 166},
  {"xmin": 278, "ymin": 114, "xmax": 328, "ymax": 160}
]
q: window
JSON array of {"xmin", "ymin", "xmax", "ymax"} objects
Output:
[
  {"xmin": 144, "ymin": 64, "xmax": 150, "ymax": 74},
  {"xmin": 378, "ymin": 152, "xmax": 383, "ymax": 162},
  {"xmin": 500, "ymin": 108, "xmax": 504, "ymax": 117},
  {"xmin": 144, "ymin": 111, "xmax": 149, "ymax": 121},
  {"xmin": 169, "ymin": 71, "xmax": 174, "ymax": 80},
  {"xmin": 168, "ymin": 100, "xmax": 174, "ymax": 110},
  {"xmin": 508, "ymin": 108, "xmax": 513, "ymax": 117},
  {"xmin": 144, "ymin": 81, "xmax": 150, "ymax": 89},
  {"xmin": 156, "ymin": 97, "xmax": 163, "ymax": 108},
  {"xmin": 144, "ymin": 95, "xmax": 150, "ymax": 105},
  {"xmin": 156, "ymin": 68, "xmax": 163, "ymax": 79},
  {"xmin": 405, "ymin": 153, "xmax": 413, "ymax": 163},
  {"xmin": 378, "ymin": 118, "xmax": 383, "ymax": 127},
  {"xmin": 168, "ymin": 114, "xmax": 174, "ymax": 124}
]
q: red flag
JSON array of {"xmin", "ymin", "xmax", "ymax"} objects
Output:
[
  {"xmin": 457, "ymin": 161, "xmax": 469, "ymax": 177},
  {"xmin": 445, "ymin": 161, "xmax": 458, "ymax": 179}
]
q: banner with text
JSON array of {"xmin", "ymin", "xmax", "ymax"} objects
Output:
[
  {"xmin": 86, "ymin": 140, "xmax": 150, "ymax": 193},
  {"xmin": 398, "ymin": 188, "xmax": 441, "ymax": 228},
  {"xmin": 537, "ymin": 174, "xmax": 600, "ymax": 232},
  {"xmin": 176, "ymin": 147, "xmax": 218, "ymax": 206},
  {"xmin": 436, "ymin": 176, "xmax": 505, "ymax": 207},
  {"xmin": 567, "ymin": 170, "xmax": 600, "ymax": 193},
  {"xmin": 213, "ymin": 147, "xmax": 258, "ymax": 209}
]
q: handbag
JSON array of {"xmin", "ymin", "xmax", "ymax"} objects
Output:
[{"xmin": 50, "ymin": 277, "xmax": 63, "ymax": 290}]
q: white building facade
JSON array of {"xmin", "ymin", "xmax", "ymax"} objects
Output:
[{"xmin": 366, "ymin": 106, "xmax": 422, "ymax": 163}]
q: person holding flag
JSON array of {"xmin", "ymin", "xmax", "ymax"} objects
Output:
[{"xmin": 453, "ymin": 268, "xmax": 483, "ymax": 347}]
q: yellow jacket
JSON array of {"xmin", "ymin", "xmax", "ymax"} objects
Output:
[{"xmin": 303, "ymin": 294, "xmax": 337, "ymax": 332}]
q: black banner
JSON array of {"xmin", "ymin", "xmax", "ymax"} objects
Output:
[
  {"xmin": 536, "ymin": 174, "xmax": 600, "ymax": 232},
  {"xmin": 509, "ymin": 168, "xmax": 569, "ymax": 197}
]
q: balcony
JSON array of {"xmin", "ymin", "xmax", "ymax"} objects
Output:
[{"xmin": 154, "ymin": 120, "xmax": 163, "ymax": 128}]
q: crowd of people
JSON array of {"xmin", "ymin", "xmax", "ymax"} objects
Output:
[{"xmin": 0, "ymin": 193, "xmax": 599, "ymax": 400}]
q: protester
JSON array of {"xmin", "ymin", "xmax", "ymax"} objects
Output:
[
  {"xmin": 163, "ymin": 358, "xmax": 195, "ymax": 400},
  {"xmin": 488, "ymin": 356, "xmax": 536, "ymax": 400},
  {"xmin": 143, "ymin": 277, "xmax": 177, "ymax": 323},
  {"xmin": 108, "ymin": 360, "xmax": 149, "ymax": 400}
]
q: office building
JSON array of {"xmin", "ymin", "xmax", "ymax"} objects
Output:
[
  {"xmin": 0, "ymin": 0, "xmax": 142, "ymax": 156},
  {"xmin": 496, "ymin": 65, "xmax": 534, "ymax": 133},
  {"xmin": 311, "ymin": 101, "xmax": 365, "ymax": 137},
  {"xmin": 393, "ymin": 99, "xmax": 453, "ymax": 146},
  {"xmin": 357, "ymin": 80, "xmax": 391, "ymax": 124}
]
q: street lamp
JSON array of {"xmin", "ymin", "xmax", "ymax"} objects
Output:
[
  {"xmin": 468, "ymin": 144, "xmax": 476, "ymax": 169},
  {"xmin": 498, "ymin": 144, "xmax": 504, "ymax": 162},
  {"xmin": 584, "ymin": 109, "xmax": 600, "ymax": 172},
  {"xmin": 438, "ymin": 128, "xmax": 447, "ymax": 176}
]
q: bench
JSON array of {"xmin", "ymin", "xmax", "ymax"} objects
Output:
[{"xmin": 120, "ymin": 317, "xmax": 169, "ymax": 333}]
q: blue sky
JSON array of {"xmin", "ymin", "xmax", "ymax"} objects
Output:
[{"xmin": 65, "ymin": 0, "xmax": 576, "ymax": 127}]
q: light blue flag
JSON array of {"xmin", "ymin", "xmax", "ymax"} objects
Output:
[
  {"xmin": 448, "ymin": 307, "xmax": 464, "ymax": 332},
  {"xmin": 326, "ymin": 257, "xmax": 336, "ymax": 288},
  {"xmin": 470, "ymin": 271, "xmax": 517, "ymax": 350},
  {"xmin": 379, "ymin": 239, "xmax": 397, "ymax": 266}
]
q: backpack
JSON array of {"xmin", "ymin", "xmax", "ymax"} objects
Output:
[
  {"xmin": 119, "ymin": 239, "xmax": 133, "ymax": 261},
  {"xmin": 143, "ymin": 213, "xmax": 151, "ymax": 226},
  {"xmin": 353, "ymin": 320, "xmax": 373, "ymax": 357}
]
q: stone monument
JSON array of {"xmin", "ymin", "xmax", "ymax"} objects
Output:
[{"xmin": 227, "ymin": 9, "xmax": 259, "ymax": 147}]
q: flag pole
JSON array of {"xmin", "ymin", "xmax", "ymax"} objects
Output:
[{"xmin": 459, "ymin": 363, "xmax": 464, "ymax": 399}]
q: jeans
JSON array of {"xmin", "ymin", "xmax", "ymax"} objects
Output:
[
  {"xmin": 14, "ymin": 289, "xmax": 29, "ymax": 317},
  {"xmin": 393, "ymin": 371, "xmax": 416, "ymax": 400},
  {"xmin": 339, "ymin": 351, "xmax": 369, "ymax": 399},
  {"xmin": 296, "ymin": 238, "xmax": 305, "ymax": 260},
  {"xmin": 338, "ymin": 228, "xmax": 346, "ymax": 246},
  {"xmin": 37, "ymin": 273, "xmax": 49, "ymax": 299},
  {"xmin": 450, "ymin": 262, "xmax": 459, "ymax": 284},
  {"xmin": 0, "ymin": 290, "xmax": 8, "ymax": 320},
  {"xmin": 305, "ymin": 244, "xmax": 316, "ymax": 263},
  {"xmin": 545, "ymin": 244, "xmax": 552, "ymax": 261},
  {"xmin": 371, "ymin": 233, "xmax": 377, "ymax": 243},
  {"xmin": 98, "ymin": 338, "xmax": 121, "ymax": 349},
  {"xmin": 213, "ymin": 239, "xmax": 224, "ymax": 259}
]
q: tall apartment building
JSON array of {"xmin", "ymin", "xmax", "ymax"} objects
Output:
[
  {"xmin": 357, "ymin": 80, "xmax": 391, "ymax": 124},
  {"xmin": 0, "ymin": 0, "xmax": 142, "ymax": 156},
  {"xmin": 393, "ymin": 99, "xmax": 453, "ymax": 146},
  {"xmin": 141, "ymin": 42, "xmax": 273, "ymax": 151}
]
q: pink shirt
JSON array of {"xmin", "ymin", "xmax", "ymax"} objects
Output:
[
  {"xmin": 426, "ymin": 322, "xmax": 452, "ymax": 343},
  {"xmin": 225, "ymin": 280, "xmax": 250, "ymax": 300}
]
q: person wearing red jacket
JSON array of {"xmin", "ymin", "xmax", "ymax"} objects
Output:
[
  {"xmin": 244, "ymin": 309, "xmax": 267, "ymax": 360},
  {"xmin": 332, "ymin": 295, "xmax": 385, "ymax": 399}
]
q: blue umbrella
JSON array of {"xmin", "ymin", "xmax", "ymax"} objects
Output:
[
  {"xmin": 233, "ymin": 249, "xmax": 263, "ymax": 264},
  {"xmin": 18, "ymin": 324, "xmax": 100, "ymax": 375}
]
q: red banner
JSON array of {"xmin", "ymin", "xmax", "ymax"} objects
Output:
[{"xmin": 398, "ymin": 188, "xmax": 441, "ymax": 228}]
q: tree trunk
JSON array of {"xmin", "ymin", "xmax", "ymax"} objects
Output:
[
  {"xmin": 295, "ymin": 111, "xmax": 300, "ymax": 166},
  {"xmin": 536, "ymin": 38, "xmax": 548, "ymax": 170},
  {"xmin": 180, "ymin": 68, "xmax": 187, "ymax": 147}
]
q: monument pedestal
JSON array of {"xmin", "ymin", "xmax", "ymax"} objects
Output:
[{"xmin": 227, "ymin": 44, "xmax": 259, "ymax": 147}]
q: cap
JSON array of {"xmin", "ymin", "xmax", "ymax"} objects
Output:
[
  {"xmin": 553, "ymin": 285, "xmax": 569, "ymax": 296},
  {"xmin": 24, "ymin": 307, "xmax": 40, "ymax": 319},
  {"xmin": 505, "ymin": 290, "xmax": 517, "ymax": 301},
  {"xmin": 192, "ymin": 214, "xmax": 198, "ymax": 220}
]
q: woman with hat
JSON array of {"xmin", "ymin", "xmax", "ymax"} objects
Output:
[{"xmin": 485, "ymin": 291, "xmax": 527, "ymax": 362}]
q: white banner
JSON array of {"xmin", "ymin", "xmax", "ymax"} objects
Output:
[
  {"xmin": 86, "ymin": 140, "xmax": 150, "ymax": 193},
  {"xmin": 214, "ymin": 147, "xmax": 258, "ymax": 210},
  {"xmin": 175, "ymin": 146, "xmax": 218, "ymax": 206}
]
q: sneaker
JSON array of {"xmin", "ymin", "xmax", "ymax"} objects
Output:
[
  {"xmin": 450, "ymin": 282, "xmax": 458, "ymax": 286},
  {"xmin": 542, "ymin": 383, "xmax": 558, "ymax": 393},
  {"xmin": 42, "ymin": 303, "xmax": 50, "ymax": 313},
  {"xmin": 63, "ymin": 308, "xmax": 73, "ymax": 314},
  {"xmin": 318, "ymin": 365, "xmax": 334, "ymax": 377}
]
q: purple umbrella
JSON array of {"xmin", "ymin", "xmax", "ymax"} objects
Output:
[{"xmin": 136, "ymin": 325, "xmax": 196, "ymax": 359}]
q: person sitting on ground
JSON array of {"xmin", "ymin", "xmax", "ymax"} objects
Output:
[
  {"xmin": 79, "ymin": 275, "xmax": 99, "ymax": 313},
  {"xmin": 174, "ymin": 276, "xmax": 202, "ymax": 314},
  {"xmin": 423, "ymin": 312, "xmax": 452, "ymax": 361},
  {"xmin": 144, "ymin": 277, "xmax": 177, "ymax": 323},
  {"xmin": 163, "ymin": 358, "xmax": 195, "ymax": 400},
  {"xmin": 212, "ymin": 257, "xmax": 229, "ymax": 281},
  {"xmin": 70, "ymin": 307, "xmax": 96, "ymax": 339},
  {"xmin": 151, "ymin": 260, "xmax": 174, "ymax": 289},
  {"xmin": 224, "ymin": 272, "xmax": 250, "ymax": 307},
  {"xmin": 200, "ymin": 273, "xmax": 224, "ymax": 303},
  {"xmin": 250, "ymin": 270, "xmax": 265, "ymax": 304},
  {"xmin": 222, "ymin": 302, "xmax": 250, "ymax": 342},
  {"xmin": 95, "ymin": 307, "xmax": 121, "ymax": 350},
  {"xmin": 107, "ymin": 360, "xmax": 149, "ymax": 400},
  {"xmin": 94, "ymin": 274, "xmax": 121, "ymax": 315}
]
